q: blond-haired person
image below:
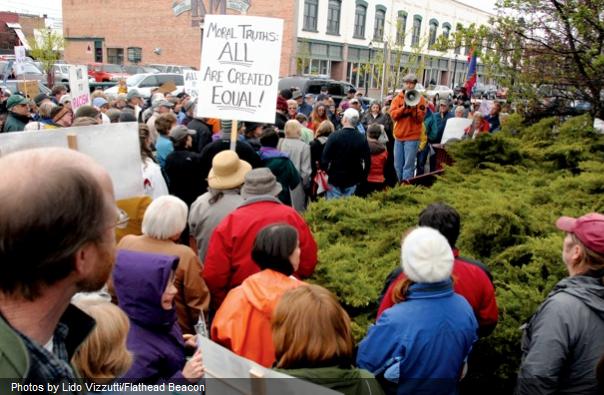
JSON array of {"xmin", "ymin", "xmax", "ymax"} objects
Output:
[
  {"xmin": 71, "ymin": 299, "xmax": 132, "ymax": 384},
  {"xmin": 279, "ymin": 120, "xmax": 311, "ymax": 212},
  {"xmin": 273, "ymin": 285, "xmax": 384, "ymax": 395}
]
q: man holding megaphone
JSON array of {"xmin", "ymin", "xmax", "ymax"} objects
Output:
[{"xmin": 389, "ymin": 73, "xmax": 427, "ymax": 182}]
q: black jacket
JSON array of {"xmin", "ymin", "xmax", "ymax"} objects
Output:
[
  {"xmin": 164, "ymin": 150, "xmax": 204, "ymax": 207},
  {"xmin": 321, "ymin": 127, "xmax": 371, "ymax": 188},
  {"xmin": 199, "ymin": 137, "xmax": 264, "ymax": 194},
  {"xmin": 187, "ymin": 118, "xmax": 213, "ymax": 153}
]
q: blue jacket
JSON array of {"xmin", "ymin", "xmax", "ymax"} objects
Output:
[
  {"xmin": 433, "ymin": 111, "xmax": 454, "ymax": 143},
  {"xmin": 357, "ymin": 280, "xmax": 477, "ymax": 394}
]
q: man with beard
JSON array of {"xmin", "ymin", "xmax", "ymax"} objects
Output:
[{"xmin": 0, "ymin": 148, "xmax": 118, "ymax": 392}]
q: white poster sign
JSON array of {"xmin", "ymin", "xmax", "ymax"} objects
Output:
[
  {"xmin": 184, "ymin": 70, "xmax": 201, "ymax": 100},
  {"xmin": 199, "ymin": 337, "xmax": 340, "ymax": 395},
  {"xmin": 441, "ymin": 118, "xmax": 473, "ymax": 144},
  {"xmin": 0, "ymin": 123, "xmax": 143, "ymax": 200},
  {"xmin": 195, "ymin": 15, "xmax": 283, "ymax": 123},
  {"xmin": 68, "ymin": 65, "xmax": 91, "ymax": 112},
  {"xmin": 14, "ymin": 46, "xmax": 26, "ymax": 63}
]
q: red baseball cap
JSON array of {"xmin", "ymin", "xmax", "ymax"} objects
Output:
[{"xmin": 556, "ymin": 213, "xmax": 604, "ymax": 255}]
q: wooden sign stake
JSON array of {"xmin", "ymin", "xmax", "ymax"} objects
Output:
[
  {"xmin": 230, "ymin": 119, "xmax": 238, "ymax": 151},
  {"xmin": 67, "ymin": 133, "xmax": 78, "ymax": 150}
]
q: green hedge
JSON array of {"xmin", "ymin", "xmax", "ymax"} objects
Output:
[{"xmin": 304, "ymin": 114, "xmax": 604, "ymax": 393}]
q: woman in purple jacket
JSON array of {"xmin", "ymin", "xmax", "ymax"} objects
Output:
[{"xmin": 112, "ymin": 250, "xmax": 204, "ymax": 384}]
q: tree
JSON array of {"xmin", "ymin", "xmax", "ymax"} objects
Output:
[
  {"xmin": 28, "ymin": 28, "xmax": 64, "ymax": 87},
  {"xmin": 493, "ymin": 0, "xmax": 604, "ymax": 118}
]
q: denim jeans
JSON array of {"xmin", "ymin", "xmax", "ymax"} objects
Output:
[
  {"xmin": 326, "ymin": 184, "xmax": 357, "ymax": 199},
  {"xmin": 394, "ymin": 140, "xmax": 420, "ymax": 181}
]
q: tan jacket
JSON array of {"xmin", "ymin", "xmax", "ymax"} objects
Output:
[{"xmin": 116, "ymin": 235, "xmax": 210, "ymax": 335}]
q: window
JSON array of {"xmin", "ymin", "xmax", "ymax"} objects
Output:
[
  {"xmin": 127, "ymin": 47, "xmax": 142, "ymax": 64},
  {"xmin": 303, "ymin": 0, "xmax": 318, "ymax": 31},
  {"xmin": 157, "ymin": 74, "xmax": 184, "ymax": 85},
  {"xmin": 106, "ymin": 48, "xmax": 124, "ymax": 65},
  {"xmin": 396, "ymin": 11, "xmax": 407, "ymax": 46},
  {"xmin": 428, "ymin": 19, "xmax": 438, "ymax": 48},
  {"xmin": 327, "ymin": 0, "xmax": 341, "ymax": 35},
  {"xmin": 373, "ymin": 6, "xmax": 386, "ymax": 42},
  {"xmin": 94, "ymin": 40, "xmax": 103, "ymax": 62},
  {"xmin": 303, "ymin": 59, "xmax": 330, "ymax": 75},
  {"xmin": 442, "ymin": 23, "xmax": 451, "ymax": 40},
  {"xmin": 138, "ymin": 76, "xmax": 159, "ymax": 88},
  {"xmin": 354, "ymin": 1, "xmax": 367, "ymax": 39},
  {"xmin": 411, "ymin": 15, "xmax": 422, "ymax": 47}
]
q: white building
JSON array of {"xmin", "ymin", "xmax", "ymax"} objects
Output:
[{"xmin": 295, "ymin": 0, "xmax": 493, "ymax": 94}]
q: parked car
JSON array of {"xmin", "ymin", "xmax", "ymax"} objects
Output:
[
  {"xmin": 103, "ymin": 73, "xmax": 184, "ymax": 98},
  {"xmin": 53, "ymin": 64, "xmax": 70, "ymax": 84},
  {"xmin": 532, "ymin": 84, "xmax": 592, "ymax": 117},
  {"xmin": 146, "ymin": 64, "xmax": 196, "ymax": 74},
  {"xmin": 425, "ymin": 84, "xmax": 454, "ymax": 101},
  {"xmin": 87, "ymin": 63, "xmax": 129, "ymax": 82},
  {"xmin": 123, "ymin": 65, "xmax": 160, "ymax": 75},
  {"xmin": 278, "ymin": 76, "xmax": 355, "ymax": 107},
  {"xmin": 472, "ymin": 83, "xmax": 497, "ymax": 99},
  {"xmin": 0, "ymin": 61, "xmax": 45, "ymax": 82},
  {"xmin": 496, "ymin": 86, "xmax": 509, "ymax": 99},
  {"xmin": 1, "ymin": 79, "xmax": 52, "ymax": 96}
]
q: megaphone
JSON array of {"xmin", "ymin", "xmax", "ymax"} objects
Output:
[{"xmin": 404, "ymin": 89, "xmax": 420, "ymax": 107}]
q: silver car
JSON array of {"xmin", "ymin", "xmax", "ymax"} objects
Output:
[{"xmin": 0, "ymin": 61, "xmax": 45, "ymax": 82}]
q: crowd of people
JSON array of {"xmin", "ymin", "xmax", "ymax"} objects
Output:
[
  {"xmin": 0, "ymin": 73, "xmax": 508, "ymax": 203},
  {"xmin": 0, "ymin": 76, "xmax": 602, "ymax": 395}
]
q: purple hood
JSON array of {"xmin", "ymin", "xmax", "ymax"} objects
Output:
[
  {"xmin": 259, "ymin": 146, "xmax": 289, "ymax": 160},
  {"xmin": 114, "ymin": 250, "xmax": 187, "ymax": 383},
  {"xmin": 113, "ymin": 250, "xmax": 179, "ymax": 330}
]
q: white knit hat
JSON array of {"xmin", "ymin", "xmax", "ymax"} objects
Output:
[{"xmin": 401, "ymin": 227, "xmax": 454, "ymax": 283}]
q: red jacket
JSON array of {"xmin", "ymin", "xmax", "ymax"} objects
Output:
[
  {"xmin": 378, "ymin": 249, "xmax": 498, "ymax": 335},
  {"xmin": 203, "ymin": 197, "xmax": 317, "ymax": 311},
  {"xmin": 368, "ymin": 150, "xmax": 388, "ymax": 183}
]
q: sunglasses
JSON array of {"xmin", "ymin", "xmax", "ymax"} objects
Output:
[{"xmin": 116, "ymin": 208, "xmax": 130, "ymax": 229}]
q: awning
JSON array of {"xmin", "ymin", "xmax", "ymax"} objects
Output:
[
  {"xmin": 14, "ymin": 29, "xmax": 30, "ymax": 50},
  {"xmin": 6, "ymin": 23, "xmax": 30, "ymax": 50}
]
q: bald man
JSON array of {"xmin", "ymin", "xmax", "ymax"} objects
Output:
[{"xmin": 0, "ymin": 148, "xmax": 117, "ymax": 391}]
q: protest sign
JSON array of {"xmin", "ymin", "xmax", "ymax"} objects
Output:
[
  {"xmin": 441, "ymin": 118, "xmax": 472, "ymax": 144},
  {"xmin": 14, "ymin": 46, "xmax": 26, "ymax": 63},
  {"xmin": 184, "ymin": 70, "xmax": 200, "ymax": 100},
  {"xmin": 195, "ymin": 15, "xmax": 284, "ymax": 123},
  {"xmin": 14, "ymin": 46, "xmax": 26, "ymax": 75},
  {"xmin": 0, "ymin": 122, "xmax": 143, "ymax": 200},
  {"xmin": 68, "ymin": 65, "xmax": 91, "ymax": 112},
  {"xmin": 17, "ymin": 80, "xmax": 39, "ymax": 98},
  {"xmin": 199, "ymin": 336, "xmax": 340, "ymax": 395}
]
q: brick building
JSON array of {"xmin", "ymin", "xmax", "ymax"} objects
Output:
[
  {"xmin": 62, "ymin": 0, "xmax": 299, "ymax": 77},
  {"xmin": 63, "ymin": 0, "xmax": 494, "ymax": 91},
  {"xmin": 0, "ymin": 12, "xmax": 45, "ymax": 54}
]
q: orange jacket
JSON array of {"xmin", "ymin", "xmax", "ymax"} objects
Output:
[
  {"xmin": 210, "ymin": 270, "xmax": 305, "ymax": 367},
  {"xmin": 389, "ymin": 92, "xmax": 428, "ymax": 141}
]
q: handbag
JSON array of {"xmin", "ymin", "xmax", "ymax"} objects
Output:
[{"xmin": 313, "ymin": 160, "xmax": 330, "ymax": 195}]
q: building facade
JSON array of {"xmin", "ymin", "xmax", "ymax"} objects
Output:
[
  {"xmin": 62, "ymin": 0, "xmax": 299, "ymax": 77},
  {"xmin": 62, "ymin": 0, "xmax": 493, "ymax": 94},
  {"xmin": 296, "ymin": 0, "xmax": 493, "ymax": 94},
  {"xmin": 0, "ymin": 12, "xmax": 46, "ymax": 54}
]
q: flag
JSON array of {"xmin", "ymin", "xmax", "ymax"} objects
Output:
[{"xmin": 464, "ymin": 49, "xmax": 478, "ymax": 95}]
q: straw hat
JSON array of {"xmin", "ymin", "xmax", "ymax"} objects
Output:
[{"xmin": 208, "ymin": 151, "xmax": 252, "ymax": 190}]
